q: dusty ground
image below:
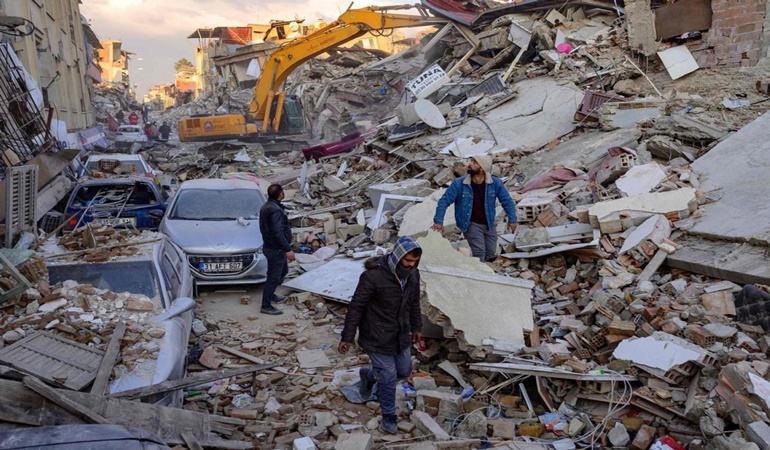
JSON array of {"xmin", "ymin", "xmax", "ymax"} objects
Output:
[{"xmin": 195, "ymin": 284, "xmax": 344, "ymax": 351}]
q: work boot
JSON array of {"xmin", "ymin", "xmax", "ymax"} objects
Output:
[
  {"xmin": 359, "ymin": 368, "xmax": 374, "ymax": 398},
  {"xmin": 380, "ymin": 414, "xmax": 398, "ymax": 435},
  {"xmin": 260, "ymin": 305, "xmax": 283, "ymax": 315},
  {"xmin": 273, "ymin": 294, "xmax": 287, "ymax": 303}
]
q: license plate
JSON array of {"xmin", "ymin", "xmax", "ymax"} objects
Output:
[
  {"xmin": 97, "ymin": 217, "xmax": 136, "ymax": 227},
  {"xmin": 200, "ymin": 262, "xmax": 243, "ymax": 272}
]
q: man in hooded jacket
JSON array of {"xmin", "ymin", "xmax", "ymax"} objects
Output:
[{"xmin": 338, "ymin": 236, "xmax": 423, "ymax": 435}]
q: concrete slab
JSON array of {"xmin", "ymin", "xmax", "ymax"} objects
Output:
[
  {"xmin": 587, "ymin": 188, "xmax": 697, "ymax": 234},
  {"xmin": 516, "ymin": 128, "xmax": 641, "ymax": 182},
  {"xmin": 283, "ymin": 258, "xmax": 365, "ymax": 303},
  {"xmin": 398, "ymin": 189, "xmax": 456, "ymax": 237},
  {"xmin": 435, "ymin": 78, "xmax": 585, "ymax": 154},
  {"xmin": 689, "ymin": 112, "xmax": 770, "ymax": 245},
  {"xmin": 416, "ymin": 232, "xmax": 534, "ymax": 353},
  {"xmin": 666, "ymin": 235, "xmax": 770, "ymax": 285}
]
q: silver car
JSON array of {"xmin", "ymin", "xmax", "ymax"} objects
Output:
[{"xmin": 159, "ymin": 179, "xmax": 268, "ymax": 291}]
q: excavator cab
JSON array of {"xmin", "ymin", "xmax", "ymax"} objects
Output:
[{"xmin": 277, "ymin": 96, "xmax": 304, "ymax": 136}]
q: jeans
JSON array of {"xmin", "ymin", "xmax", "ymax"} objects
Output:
[
  {"xmin": 262, "ymin": 248, "xmax": 288, "ymax": 308},
  {"xmin": 464, "ymin": 221, "xmax": 498, "ymax": 262},
  {"xmin": 367, "ymin": 347, "xmax": 412, "ymax": 415}
]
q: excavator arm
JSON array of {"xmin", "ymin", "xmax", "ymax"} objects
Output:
[{"xmin": 249, "ymin": 4, "xmax": 447, "ymax": 132}]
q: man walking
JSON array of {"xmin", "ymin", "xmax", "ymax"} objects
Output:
[
  {"xmin": 159, "ymin": 122, "xmax": 171, "ymax": 141},
  {"xmin": 431, "ymin": 155, "xmax": 517, "ymax": 262},
  {"xmin": 259, "ymin": 184, "xmax": 295, "ymax": 315},
  {"xmin": 338, "ymin": 237, "xmax": 423, "ymax": 435}
]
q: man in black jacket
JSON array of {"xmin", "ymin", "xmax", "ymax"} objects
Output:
[
  {"xmin": 259, "ymin": 184, "xmax": 295, "ymax": 315},
  {"xmin": 338, "ymin": 237, "xmax": 423, "ymax": 434}
]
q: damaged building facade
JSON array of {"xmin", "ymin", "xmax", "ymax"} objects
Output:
[{"xmin": 0, "ymin": 0, "xmax": 98, "ymax": 131}]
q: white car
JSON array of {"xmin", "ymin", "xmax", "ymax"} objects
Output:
[
  {"xmin": 114, "ymin": 125, "xmax": 148, "ymax": 144},
  {"xmin": 77, "ymin": 153, "xmax": 157, "ymax": 178}
]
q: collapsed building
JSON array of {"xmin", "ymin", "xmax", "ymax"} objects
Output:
[{"xmin": 3, "ymin": 0, "xmax": 770, "ymax": 449}]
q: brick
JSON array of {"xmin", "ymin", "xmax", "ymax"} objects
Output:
[
  {"xmin": 631, "ymin": 424, "xmax": 657, "ymax": 450},
  {"xmin": 608, "ymin": 320, "xmax": 636, "ymax": 337},
  {"xmin": 277, "ymin": 389, "xmax": 306, "ymax": 403}
]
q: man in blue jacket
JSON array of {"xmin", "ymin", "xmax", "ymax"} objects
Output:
[{"xmin": 431, "ymin": 155, "xmax": 517, "ymax": 262}]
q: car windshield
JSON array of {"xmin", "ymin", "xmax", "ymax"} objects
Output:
[
  {"xmin": 48, "ymin": 260, "xmax": 159, "ymax": 299},
  {"xmin": 170, "ymin": 188, "xmax": 264, "ymax": 220}
]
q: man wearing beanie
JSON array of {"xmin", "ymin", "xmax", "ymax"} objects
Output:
[
  {"xmin": 338, "ymin": 237, "xmax": 423, "ymax": 435},
  {"xmin": 432, "ymin": 155, "xmax": 518, "ymax": 262}
]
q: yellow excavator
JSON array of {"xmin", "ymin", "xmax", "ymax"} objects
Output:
[{"xmin": 177, "ymin": 4, "xmax": 446, "ymax": 144}]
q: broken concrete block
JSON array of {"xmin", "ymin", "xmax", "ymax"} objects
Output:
[
  {"xmin": 323, "ymin": 176, "xmax": 348, "ymax": 192},
  {"xmin": 399, "ymin": 190, "xmax": 456, "ymax": 237},
  {"xmin": 38, "ymin": 298, "xmax": 68, "ymax": 313},
  {"xmin": 701, "ymin": 291, "xmax": 736, "ymax": 316},
  {"xmin": 412, "ymin": 411, "xmax": 450, "ymax": 441},
  {"xmin": 198, "ymin": 346, "xmax": 224, "ymax": 369},
  {"xmin": 746, "ymin": 421, "xmax": 770, "ymax": 450},
  {"xmin": 608, "ymin": 423, "xmax": 630, "ymax": 447},
  {"xmin": 587, "ymin": 188, "xmax": 697, "ymax": 234},
  {"xmin": 293, "ymin": 436, "xmax": 317, "ymax": 450},
  {"xmin": 334, "ymin": 433, "xmax": 373, "ymax": 450},
  {"xmin": 616, "ymin": 163, "xmax": 667, "ymax": 196},
  {"xmin": 371, "ymin": 228, "xmax": 391, "ymax": 245}
]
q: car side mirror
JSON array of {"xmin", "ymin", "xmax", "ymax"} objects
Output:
[
  {"xmin": 149, "ymin": 209, "xmax": 165, "ymax": 219},
  {"xmin": 154, "ymin": 297, "xmax": 195, "ymax": 322}
]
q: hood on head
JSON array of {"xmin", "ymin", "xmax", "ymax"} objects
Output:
[
  {"xmin": 387, "ymin": 236, "xmax": 421, "ymax": 276},
  {"xmin": 472, "ymin": 154, "xmax": 493, "ymax": 183}
]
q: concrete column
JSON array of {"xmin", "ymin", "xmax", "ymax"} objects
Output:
[{"xmin": 625, "ymin": 0, "xmax": 658, "ymax": 57}]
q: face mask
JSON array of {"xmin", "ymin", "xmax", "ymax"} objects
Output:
[{"xmin": 396, "ymin": 264, "xmax": 415, "ymax": 279}]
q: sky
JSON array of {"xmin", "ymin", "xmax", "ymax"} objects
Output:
[{"xmin": 80, "ymin": 0, "xmax": 405, "ymax": 98}]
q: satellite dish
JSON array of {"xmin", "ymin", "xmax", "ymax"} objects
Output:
[{"xmin": 289, "ymin": 21, "xmax": 300, "ymax": 32}]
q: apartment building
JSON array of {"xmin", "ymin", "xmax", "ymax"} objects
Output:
[{"xmin": 0, "ymin": 0, "xmax": 98, "ymax": 131}]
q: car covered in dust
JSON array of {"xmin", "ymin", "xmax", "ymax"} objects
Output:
[
  {"xmin": 63, "ymin": 176, "xmax": 167, "ymax": 232},
  {"xmin": 46, "ymin": 234, "xmax": 194, "ymax": 406},
  {"xmin": 159, "ymin": 178, "xmax": 268, "ymax": 292}
]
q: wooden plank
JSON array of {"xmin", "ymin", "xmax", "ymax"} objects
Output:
[
  {"xmin": 109, "ymin": 363, "xmax": 276, "ymax": 400},
  {"xmin": 182, "ymin": 432, "xmax": 205, "ymax": 450},
  {"xmin": 216, "ymin": 345, "xmax": 265, "ymax": 365},
  {"xmin": 23, "ymin": 376, "xmax": 109, "ymax": 424},
  {"xmin": 655, "ymin": 0, "xmax": 712, "ymax": 40},
  {"xmin": 91, "ymin": 322, "xmax": 127, "ymax": 395}
]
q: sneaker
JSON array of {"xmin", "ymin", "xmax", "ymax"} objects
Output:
[
  {"xmin": 359, "ymin": 368, "xmax": 374, "ymax": 398},
  {"xmin": 273, "ymin": 294, "xmax": 287, "ymax": 303},
  {"xmin": 380, "ymin": 414, "xmax": 398, "ymax": 435},
  {"xmin": 260, "ymin": 305, "xmax": 283, "ymax": 315}
]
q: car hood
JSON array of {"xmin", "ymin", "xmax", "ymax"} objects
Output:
[{"xmin": 161, "ymin": 219, "xmax": 263, "ymax": 254}]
